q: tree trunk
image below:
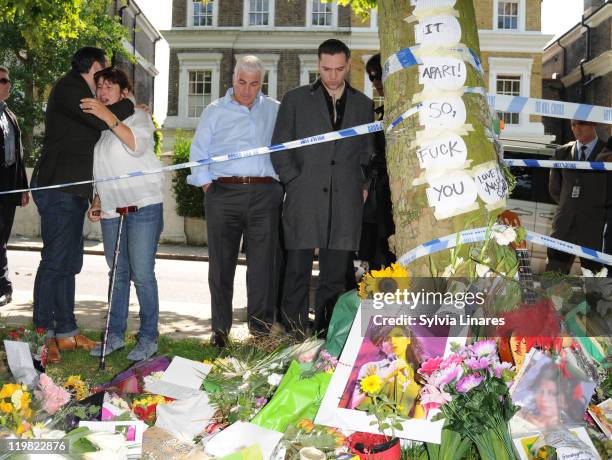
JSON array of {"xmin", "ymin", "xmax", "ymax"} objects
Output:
[{"xmin": 379, "ymin": 0, "xmax": 503, "ymax": 275}]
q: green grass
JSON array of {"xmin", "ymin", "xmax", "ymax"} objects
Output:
[{"xmin": 44, "ymin": 331, "xmax": 220, "ymax": 387}]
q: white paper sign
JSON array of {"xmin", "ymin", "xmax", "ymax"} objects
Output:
[
  {"xmin": 419, "ymin": 95, "xmax": 467, "ymax": 129},
  {"xmin": 3, "ymin": 340, "xmax": 38, "ymax": 387},
  {"xmin": 418, "ymin": 56, "xmax": 467, "ymax": 91},
  {"xmin": 426, "ymin": 171, "xmax": 478, "ymax": 218},
  {"xmin": 412, "ymin": 0, "xmax": 457, "ymax": 11},
  {"xmin": 416, "ymin": 134, "xmax": 467, "ymax": 170},
  {"xmin": 415, "ymin": 15, "xmax": 462, "ymax": 47},
  {"xmin": 473, "ymin": 163, "xmax": 509, "ymax": 204},
  {"xmin": 144, "ymin": 356, "xmax": 212, "ymax": 400}
]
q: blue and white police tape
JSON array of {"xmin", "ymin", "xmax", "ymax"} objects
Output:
[
  {"xmin": 397, "ymin": 227, "xmax": 612, "ymax": 267},
  {"xmin": 0, "ymin": 120, "xmax": 385, "ymax": 195},
  {"xmin": 505, "ymin": 159, "xmax": 612, "ymax": 171},
  {"xmin": 489, "ymin": 94, "xmax": 612, "ymax": 125},
  {"xmin": 382, "ymin": 45, "xmax": 484, "ymax": 82}
]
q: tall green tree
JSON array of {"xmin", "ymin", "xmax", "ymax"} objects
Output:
[
  {"xmin": 0, "ymin": 0, "xmax": 129, "ymax": 162},
  {"xmin": 340, "ymin": 0, "xmax": 507, "ymax": 273}
]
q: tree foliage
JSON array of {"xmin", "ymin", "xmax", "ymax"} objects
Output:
[{"xmin": 0, "ymin": 0, "xmax": 130, "ymax": 162}]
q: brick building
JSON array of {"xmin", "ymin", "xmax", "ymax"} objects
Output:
[
  {"xmin": 111, "ymin": 0, "xmax": 162, "ymax": 109},
  {"xmin": 542, "ymin": 0, "xmax": 611, "ymax": 144},
  {"xmin": 162, "ymin": 0, "xmax": 553, "ymax": 147}
]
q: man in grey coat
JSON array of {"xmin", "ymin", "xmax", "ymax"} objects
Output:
[{"xmin": 271, "ymin": 39, "xmax": 374, "ymax": 336}]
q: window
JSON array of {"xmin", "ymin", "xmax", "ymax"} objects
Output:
[
  {"xmin": 311, "ymin": 0, "xmax": 332, "ymax": 26},
  {"xmin": 247, "ymin": 0, "xmax": 272, "ymax": 26},
  {"xmin": 299, "ymin": 54, "xmax": 319, "ymax": 85},
  {"xmin": 373, "ymin": 95, "xmax": 384, "ymax": 110},
  {"xmin": 497, "ymin": 1, "xmax": 518, "ymax": 30},
  {"xmin": 306, "ymin": 0, "xmax": 337, "ymax": 27},
  {"xmin": 261, "ymin": 72, "xmax": 269, "ymax": 96},
  {"xmin": 496, "ymin": 75, "xmax": 521, "ymax": 125},
  {"xmin": 308, "ymin": 71, "xmax": 318, "ymax": 83},
  {"xmin": 188, "ymin": 70, "xmax": 212, "ymax": 118},
  {"xmin": 193, "ymin": 0, "xmax": 214, "ymax": 26}
]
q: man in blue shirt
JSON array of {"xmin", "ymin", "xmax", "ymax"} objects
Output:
[{"xmin": 188, "ymin": 56, "xmax": 282, "ymax": 347}]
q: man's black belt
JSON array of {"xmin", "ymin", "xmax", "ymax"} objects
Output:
[{"xmin": 214, "ymin": 176, "xmax": 276, "ymax": 184}]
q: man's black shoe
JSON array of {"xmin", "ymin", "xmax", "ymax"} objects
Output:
[
  {"xmin": 210, "ymin": 331, "xmax": 227, "ymax": 348},
  {"xmin": 0, "ymin": 292, "xmax": 12, "ymax": 307}
]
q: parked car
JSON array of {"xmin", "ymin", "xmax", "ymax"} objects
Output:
[{"xmin": 504, "ymin": 143, "xmax": 559, "ymax": 274}]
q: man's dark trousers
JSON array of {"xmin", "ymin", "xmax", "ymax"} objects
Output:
[
  {"xmin": 205, "ymin": 182, "xmax": 283, "ymax": 336},
  {"xmin": 32, "ymin": 187, "xmax": 88, "ymax": 336},
  {"xmin": 281, "ymin": 248, "xmax": 351, "ymax": 336}
]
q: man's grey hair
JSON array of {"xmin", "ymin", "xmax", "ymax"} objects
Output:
[
  {"xmin": 233, "ymin": 55, "xmax": 264, "ymax": 81},
  {"xmin": 0, "ymin": 65, "xmax": 9, "ymax": 75}
]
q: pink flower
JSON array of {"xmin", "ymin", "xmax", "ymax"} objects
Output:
[
  {"xmin": 466, "ymin": 356, "xmax": 492, "ymax": 371},
  {"xmin": 420, "ymin": 384, "xmax": 452, "ymax": 415},
  {"xmin": 254, "ymin": 397, "xmax": 268, "ymax": 408},
  {"xmin": 432, "ymin": 363, "xmax": 463, "ymax": 387},
  {"xmin": 36, "ymin": 374, "xmax": 71, "ymax": 415},
  {"xmin": 440, "ymin": 353, "xmax": 463, "ymax": 368},
  {"xmin": 455, "ymin": 374, "xmax": 484, "ymax": 393},
  {"xmin": 491, "ymin": 361, "xmax": 513, "ymax": 379},
  {"xmin": 470, "ymin": 340, "xmax": 497, "ymax": 357},
  {"xmin": 418, "ymin": 356, "xmax": 443, "ymax": 376}
]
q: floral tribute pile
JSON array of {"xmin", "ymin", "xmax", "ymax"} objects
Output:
[{"xmin": 0, "ymin": 218, "xmax": 609, "ymax": 459}]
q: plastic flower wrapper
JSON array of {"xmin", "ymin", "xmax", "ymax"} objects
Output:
[
  {"xmin": 272, "ymin": 419, "xmax": 346, "ymax": 459},
  {"xmin": 250, "ymin": 360, "xmax": 332, "ymax": 432},
  {"xmin": 83, "ymin": 430, "xmax": 128, "ymax": 459},
  {"xmin": 417, "ymin": 340, "xmax": 518, "ymax": 460},
  {"xmin": 34, "ymin": 373, "xmax": 71, "ymax": 416}
]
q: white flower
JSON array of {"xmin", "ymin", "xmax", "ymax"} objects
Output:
[
  {"xmin": 238, "ymin": 382, "xmax": 250, "ymax": 391},
  {"xmin": 32, "ymin": 425, "xmax": 65, "ymax": 439},
  {"xmin": 11, "ymin": 389, "xmax": 23, "ymax": 410},
  {"xmin": 492, "ymin": 225, "xmax": 517, "ymax": 246},
  {"xmin": 475, "ymin": 263, "xmax": 492, "ymax": 277},
  {"xmin": 267, "ymin": 373, "xmax": 283, "ymax": 387},
  {"xmin": 441, "ymin": 257, "xmax": 464, "ymax": 277},
  {"xmin": 550, "ymin": 295, "xmax": 564, "ymax": 310},
  {"xmin": 83, "ymin": 451, "xmax": 126, "ymax": 460},
  {"xmin": 243, "ymin": 370, "xmax": 252, "ymax": 380},
  {"xmin": 86, "ymin": 432, "xmax": 127, "ymax": 455},
  {"xmin": 581, "ymin": 267, "xmax": 608, "ymax": 277}
]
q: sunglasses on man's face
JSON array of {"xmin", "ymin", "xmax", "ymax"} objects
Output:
[
  {"xmin": 0, "ymin": 78, "xmax": 11, "ymax": 85},
  {"xmin": 368, "ymin": 73, "xmax": 382, "ymax": 83}
]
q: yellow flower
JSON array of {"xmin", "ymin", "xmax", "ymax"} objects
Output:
[
  {"xmin": 358, "ymin": 263, "xmax": 411, "ymax": 299},
  {"xmin": 202, "ymin": 359, "xmax": 215, "ymax": 365},
  {"xmin": 0, "ymin": 401, "xmax": 14, "ymax": 413},
  {"xmin": 0, "ymin": 383, "xmax": 21, "ymax": 399},
  {"xmin": 64, "ymin": 375, "xmax": 89, "ymax": 401},
  {"xmin": 360, "ymin": 374, "xmax": 383, "ymax": 395},
  {"xmin": 297, "ymin": 419, "xmax": 315, "ymax": 433},
  {"xmin": 132, "ymin": 394, "xmax": 168, "ymax": 408}
]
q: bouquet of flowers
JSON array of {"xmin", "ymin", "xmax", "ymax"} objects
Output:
[
  {"xmin": 4, "ymin": 327, "xmax": 47, "ymax": 366},
  {"xmin": 418, "ymin": 340, "xmax": 517, "ymax": 460},
  {"xmin": 0, "ymin": 383, "xmax": 33, "ymax": 436},
  {"xmin": 131, "ymin": 394, "xmax": 171, "ymax": 424},
  {"xmin": 274, "ymin": 419, "xmax": 346, "ymax": 459}
]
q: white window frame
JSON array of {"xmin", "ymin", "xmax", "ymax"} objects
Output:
[
  {"xmin": 234, "ymin": 53, "xmax": 280, "ymax": 100},
  {"xmin": 493, "ymin": 0, "xmax": 525, "ymax": 32},
  {"xmin": 488, "ymin": 57, "xmax": 533, "ymax": 132},
  {"xmin": 299, "ymin": 54, "xmax": 319, "ymax": 86},
  {"xmin": 187, "ymin": 0, "xmax": 218, "ymax": 28},
  {"xmin": 306, "ymin": 0, "xmax": 338, "ymax": 28},
  {"xmin": 362, "ymin": 54, "xmax": 374, "ymax": 97},
  {"xmin": 177, "ymin": 53, "xmax": 222, "ymax": 127},
  {"xmin": 243, "ymin": 0, "xmax": 275, "ymax": 28}
]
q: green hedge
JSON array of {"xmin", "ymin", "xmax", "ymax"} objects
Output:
[{"xmin": 171, "ymin": 130, "xmax": 204, "ymax": 218}]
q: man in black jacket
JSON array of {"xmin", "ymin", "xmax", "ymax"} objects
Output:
[
  {"xmin": 0, "ymin": 66, "xmax": 29, "ymax": 307},
  {"xmin": 32, "ymin": 47, "xmax": 134, "ymax": 363}
]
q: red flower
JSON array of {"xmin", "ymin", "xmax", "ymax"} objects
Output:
[
  {"xmin": 35, "ymin": 328, "xmax": 46, "ymax": 335},
  {"xmin": 17, "ymin": 327, "xmax": 25, "ymax": 333},
  {"xmin": 418, "ymin": 356, "xmax": 444, "ymax": 376},
  {"xmin": 133, "ymin": 404, "xmax": 157, "ymax": 423}
]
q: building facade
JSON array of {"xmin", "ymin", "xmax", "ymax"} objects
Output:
[
  {"xmin": 542, "ymin": 0, "xmax": 611, "ymax": 144},
  {"xmin": 111, "ymin": 0, "xmax": 162, "ymax": 109},
  {"xmin": 163, "ymin": 0, "xmax": 552, "ymax": 147}
]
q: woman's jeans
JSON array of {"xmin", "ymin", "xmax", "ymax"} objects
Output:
[{"xmin": 101, "ymin": 203, "xmax": 163, "ymax": 341}]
